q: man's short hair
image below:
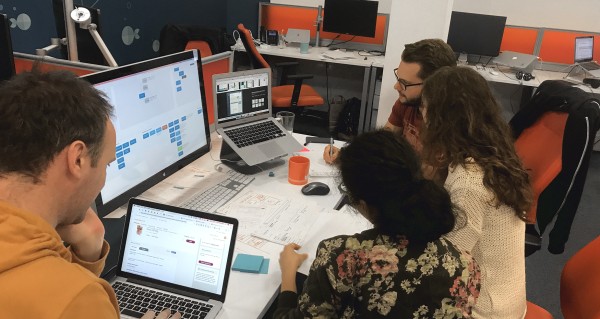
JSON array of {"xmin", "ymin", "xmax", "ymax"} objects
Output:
[
  {"xmin": 401, "ymin": 39, "xmax": 457, "ymax": 80},
  {"xmin": 0, "ymin": 71, "xmax": 113, "ymax": 182}
]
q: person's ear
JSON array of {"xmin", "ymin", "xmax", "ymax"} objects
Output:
[{"xmin": 65, "ymin": 141, "xmax": 87, "ymax": 178}]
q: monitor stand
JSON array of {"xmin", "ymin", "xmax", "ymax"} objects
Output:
[{"xmin": 219, "ymin": 140, "xmax": 286, "ymax": 175}]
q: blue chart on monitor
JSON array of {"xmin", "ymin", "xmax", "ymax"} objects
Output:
[{"xmin": 93, "ymin": 57, "xmax": 208, "ymax": 203}]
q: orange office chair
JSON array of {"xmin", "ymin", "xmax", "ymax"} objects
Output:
[
  {"xmin": 525, "ymin": 301, "xmax": 554, "ymax": 319},
  {"xmin": 514, "ymin": 111, "xmax": 567, "ymax": 256},
  {"xmin": 560, "ymin": 235, "xmax": 600, "ymax": 319},
  {"xmin": 236, "ymin": 23, "xmax": 325, "ymax": 116},
  {"xmin": 524, "ymin": 235, "xmax": 600, "ymax": 319},
  {"xmin": 511, "ymin": 80, "xmax": 600, "ymax": 256}
]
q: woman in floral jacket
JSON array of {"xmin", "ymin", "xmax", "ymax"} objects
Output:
[{"xmin": 274, "ymin": 130, "xmax": 481, "ymax": 318}]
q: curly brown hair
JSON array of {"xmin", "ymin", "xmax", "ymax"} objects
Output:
[{"xmin": 420, "ymin": 66, "xmax": 532, "ymax": 220}]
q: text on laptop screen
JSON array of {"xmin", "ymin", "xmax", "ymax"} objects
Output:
[
  {"xmin": 84, "ymin": 51, "xmax": 210, "ymax": 216},
  {"xmin": 215, "ymin": 71, "xmax": 270, "ymax": 125},
  {"xmin": 123, "ymin": 203, "xmax": 234, "ymax": 295},
  {"xmin": 575, "ymin": 36, "xmax": 594, "ymax": 63}
]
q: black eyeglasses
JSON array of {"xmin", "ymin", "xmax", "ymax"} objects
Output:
[{"xmin": 393, "ymin": 68, "xmax": 423, "ymax": 91}]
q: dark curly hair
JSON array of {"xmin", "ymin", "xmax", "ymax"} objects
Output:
[
  {"xmin": 402, "ymin": 39, "xmax": 457, "ymax": 80},
  {"xmin": 420, "ymin": 66, "xmax": 532, "ymax": 219},
  {"xmin": 0, "ymin": 70, "xmax": 113, "ymax": 183},
  {"xmin": 337, "ymin": 130, "xmax": 456, "ymax": 244}
]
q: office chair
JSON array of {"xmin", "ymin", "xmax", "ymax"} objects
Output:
[
  {"xmin": 525, "ymin": 301, "xmax": 554, "ymax": 319},
  {"xmin": 159, "ymin": 24, "xmax": 228, "ymax": 58},
  {"xmin": 510, "ymin": 80, "xmax": 600, "ymax": 256},
  {"xmin": 560, "ymin": 235, "xmax": 600, "ymax": 319},
  {"xmin": 236, "ymin": 23, "xmax": 326, "ymax": 133},
  {"xmin": 524, "ymin": 235, "xmax": 600, "ymax": 319}
]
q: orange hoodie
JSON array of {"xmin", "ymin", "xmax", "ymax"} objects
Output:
[{"xmin": 0, "ymin": 201, "xmax": 120, "ymax": 318}]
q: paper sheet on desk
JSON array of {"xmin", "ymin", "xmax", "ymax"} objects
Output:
[
  {"xmin": 217, "ymin": 190, "xmax": 289, "ymax": 250},
  {"xmin": 321, "ymin": 50, "xmax": 356, "ymax": 60},
  {"xmin": 252, "ymin": 201, "xmax": 325, "ymax": 245},
  {"xmin": 299, "ymin": 143, "xmax": 340, "ymax": 177}
]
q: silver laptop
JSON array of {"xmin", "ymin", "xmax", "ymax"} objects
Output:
[
  {"xmin": 492, "ymin": 50, "xmax": 538, "ymax": 72},
  {"xmin": 213, "ymin": 68, "xmax": 303, "ymax": 166},
  {"xmin": 574, "ymin": 36, "xmax": 600, "ymax": 77},
  {"xmin": 109, "ymin": 198, "xmax": 238, "ymax": 319},
  {"xmin": 285, "ymin": 28, "xmax": 310, "ymax": 44}
]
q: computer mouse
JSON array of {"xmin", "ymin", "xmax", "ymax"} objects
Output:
[{"xmin": 301, "ymin": 182, "xmax": 330, "ymax": 196}]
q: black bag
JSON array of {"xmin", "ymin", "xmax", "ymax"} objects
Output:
[{"xmin": 335, "ymin": 97, "xmax": 361, "ymax": 139}]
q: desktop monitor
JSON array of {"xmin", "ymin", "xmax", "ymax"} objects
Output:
[
  {"xmin": 574, "ymin": 36, "xmax": 594, "ymax": 63},
  {"xmin": 447, "ymin": 11, "xmax": 507, "ymax": 57},
  {"xmin": 52, "ymin": 0, "xmax": 106, "ymax": 65},
  {"xmin": 322, "ymin": 0, "xmax": 379, "ymax": 38},
  {"xmin": 83, "ymin": 50, "xmax": 211, "ymax": 217},
  {"xmin": 0, "ymin": 13, "xmax": 15, "ymax": 82}
]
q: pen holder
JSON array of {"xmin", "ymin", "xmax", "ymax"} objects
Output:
[{"xmin": 288, "ymin": 156, "xmax": 310, "ymax": 185}]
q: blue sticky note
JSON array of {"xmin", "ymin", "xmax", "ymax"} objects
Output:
[
  {"xmin": 232, "ymin": 254, "xmax": 264, "ymax": 273},
  {"xmin": 259, "ymin": 258, "xmax": 270, "ymax": 274}
]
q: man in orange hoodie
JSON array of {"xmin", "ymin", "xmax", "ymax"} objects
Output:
[{"xmin": 0, "ymin": 71, "xmax": 177, "ymax": 319}]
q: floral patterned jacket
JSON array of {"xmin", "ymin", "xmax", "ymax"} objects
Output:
[{"xmin": 274, "ymin": 229, "xmax": 481, "ymax": 319}]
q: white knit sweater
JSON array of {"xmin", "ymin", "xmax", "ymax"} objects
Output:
[{"xmin": 443, "ymin": 161, "xmax": 526, "ymax": 319}]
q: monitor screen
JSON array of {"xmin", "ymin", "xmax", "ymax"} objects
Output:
[
  {"xmin": 575, "ymin": 36, "xmax": 594, "ymax": 63},
  {"xmin": 83, "ymin": 50, "xmax": 211, "ymax": 217},
  {"xmin": 322, "ymin": 0, "xmax": 379, "ymax": 38},
  {"xmin": 214, "ymin": 68, "xmax": 270, "ymax": 126},
  {"xmin": 447, "ymin": 11, "xmax": 507, "ymax": 57},
  {"xmin": 0, "ymin": 13, "xmax": 15, "ymax": 82}
]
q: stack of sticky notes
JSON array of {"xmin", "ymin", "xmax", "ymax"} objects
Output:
[{"xmin": 232, "ymin": 253, "xmax": 270, "ymax": 274}]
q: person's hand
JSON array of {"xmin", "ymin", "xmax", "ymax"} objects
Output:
[
  {"xmin": 323, "ymin": 145, "xmax": 340, "ymax": 164},
  {"xmin": 141, "ymin": 309, "xmax": 181, "ymax": 319},
  {"xmin": 56, "ymin": 207, "xmax": 105, "ymax": 262},
  {"xmin": 279, "ymin": 243, "xmax": 308, "ymax": 293}
]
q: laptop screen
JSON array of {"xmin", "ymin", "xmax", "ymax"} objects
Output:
[
  {"xmin": 119, "ymin": 199, "xmax": 238, "ymax": 301},
  {"xmin": 83, "ymin": 51, "xmax": 211, "ymax": 217},
  {"xmin": 214, "ymin": 68, "xmax": 271, "ymax": 126},
  {"xmin": 575, "ymin": 36, "xmax": 594, "ymax": 63}
]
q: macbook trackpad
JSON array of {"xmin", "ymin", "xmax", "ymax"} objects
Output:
[{"xmin": 258, "ymin": 143, "xmax": 285, "ymax": 159}]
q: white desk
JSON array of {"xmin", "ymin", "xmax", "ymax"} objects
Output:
[
  {"xmin": 105, "ymin": 132, "xmax": 365, "ymax": 318},
  {"xmin": 233, "ymin": 44, "xmax": 385, "ymax": 133}
]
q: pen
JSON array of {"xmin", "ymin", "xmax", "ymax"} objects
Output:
[{"xmin": 329, "ymin": 137, "xmax": 334, "ymax": 158}]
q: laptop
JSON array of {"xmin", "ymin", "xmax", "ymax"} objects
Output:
[
  {"xmin": 213, "ymin": 68, "xmax": 303, "ymax": 166},
  {"xmin": 574, "ymin": 36, "xmax": 600, "ymax": 77},
  {"xmin": 285, "ymin": 28, "xmax": 310, "ymax": 44},
  {"xmin": 109, "ymin": 198, "xmax": 238, "ymax": 319},
  {"xmin": 492, "ymin": 50, "xmax": 538, "ymax": 73}
]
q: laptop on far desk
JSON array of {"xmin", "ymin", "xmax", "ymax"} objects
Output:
[
  {"xmin": 574, "ymin": 36, "xmax": 600, "ymax": 77},
  {"xmin": 213, "ymin": 68, "xmax": 303, "ymax": 174},
  {"xmin": 108, "ymin": 198, "xmax": 238, "ymax": 319}
]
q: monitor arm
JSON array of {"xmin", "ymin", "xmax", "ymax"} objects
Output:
[
  {"xmin": 314, "ymin": 5, "xmax": 323, "ymax": 48},
  {"xmin": 71, "ymin": 7, "xmax": 118, "ymax": 67}
]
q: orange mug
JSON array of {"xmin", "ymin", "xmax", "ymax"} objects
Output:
[{"xmin": 288, "ymin": 156, "xmax": 310, "ymax": 185}]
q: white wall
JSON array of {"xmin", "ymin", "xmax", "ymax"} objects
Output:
[
  {"xmin": 375, "ymin": 0, "xmax": 454, "ymax": 127},
  {"xmin": 269, "ymin": 0, "xmax": 392, "ymax": 14},
  {"xmin": 453, "ymin": 0, "xmax": 600, "ymax": 32}
]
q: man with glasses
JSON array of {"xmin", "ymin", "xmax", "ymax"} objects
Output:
[{"xmin": 324, "ymin": 39, "xmax": 456, "ymax": 162}]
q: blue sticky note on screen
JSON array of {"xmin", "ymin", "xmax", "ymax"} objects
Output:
[{"xmin": 232, "ymin": 254, "xmax": 264, "ymax": 273}]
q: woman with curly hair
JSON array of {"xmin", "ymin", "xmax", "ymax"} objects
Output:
[
  {"xmin": 273, "ymin": 130, "xmax": 481, "ymax": 318},
  {"xmin": 419, "ymin": 66, "xmax": 533, "ymax": 318}
]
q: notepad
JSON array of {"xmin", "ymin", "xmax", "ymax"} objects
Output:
[{"xmin": 232, "ymin": 254, "xmax": 265, "ymax": 273}]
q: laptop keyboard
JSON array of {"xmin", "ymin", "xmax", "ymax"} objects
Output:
[
  {"xmin": 181, "ymin": 170, "xmax": 254, "ymax": 213},
  {"xmin": 225, "ymin": 121, "xmax": 286, "ymax": 148},
  {"xmin": 580, "ymin": 61, "xmax": 600, "ymax": 71},
  {"xmin": 113, "ymin": 281, "xmax": 212, "ymax": 319}
]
